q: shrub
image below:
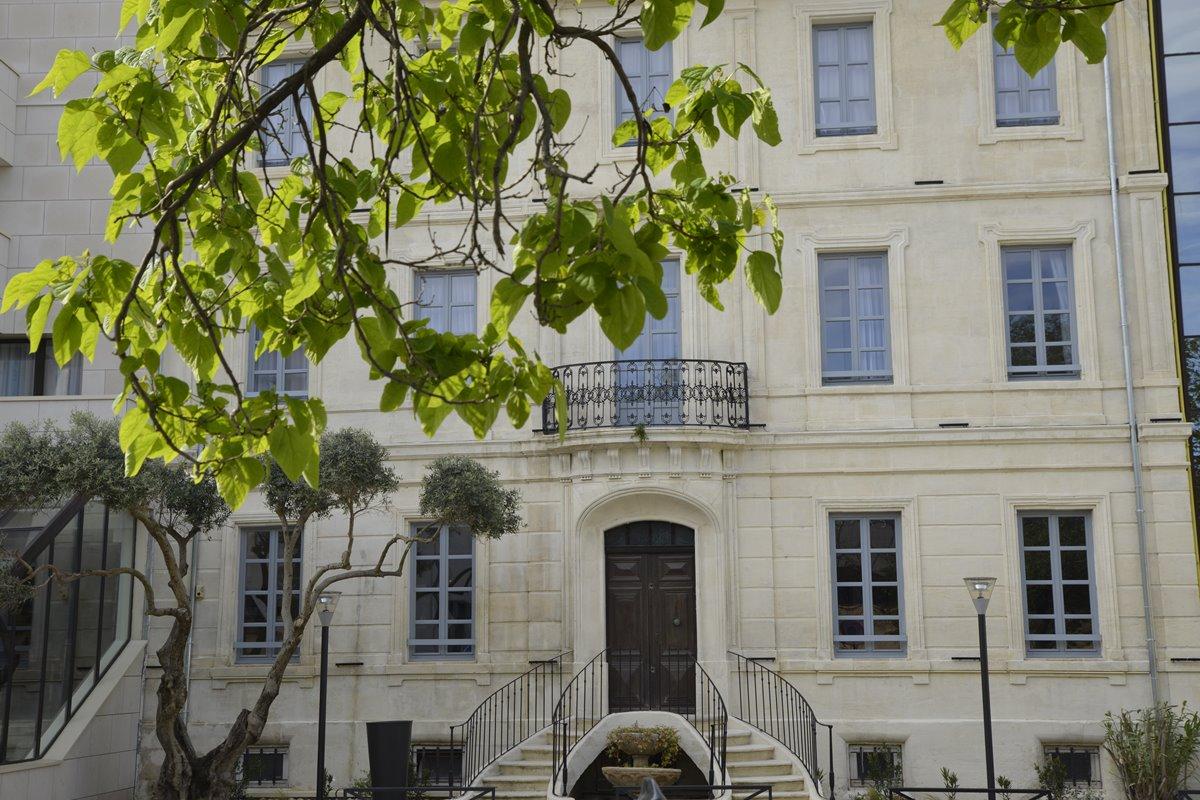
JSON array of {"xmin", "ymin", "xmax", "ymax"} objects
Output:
[{"xmin": 1104, "ymin": 704, "xmax": 1200, "ymax": 800}]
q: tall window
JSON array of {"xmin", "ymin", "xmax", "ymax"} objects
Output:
[
  {"xmin": 410, "ymin": 524, "xmax": 475, "ymax": 659},
  {"xmin": 0, "ymin": 337, "xmax": 82, "ymax": 396},
  {"xmin": 261, "ymin": 59, "xmax": 312, "ymax": 166},
  {"xmin": 237, "ymin": 528, "xmax": 302, "ymax": 662},
  {"xmin": 1019, "ymin": 512, "xmax": 1100, "ymax": 656},
  {"xmin": 247, "ymin": 325, "xmax": 309, "ymax": 397},
  {"xmin": 1002, "ymin": 245, "xmax": 1078, "ymax": 379},
  {"xmin": 813, "ymin": 23, "xmax": 876, "ymax": 137},
  {"xmin": 415, "ymin": 270, "xmax": 477, "ymax": 335},
  {"xmin": 831, "ymin": 514, "xmax": 904, "ymax": 655},
  {"xmin": 993, "ymin": 31, "xmax": 1059, "ymax": 126},
  {"xmin": 615, "ymin": 36, "xmax": 672, "ymax": 137},
  {"xmin": 819, "ymin": 252, "xmax": 891, "ymax": 384}
]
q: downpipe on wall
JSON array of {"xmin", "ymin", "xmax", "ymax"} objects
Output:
[{"xmin": 1102, "ymin": 28, "xmax": 1162, "ymax": 707}]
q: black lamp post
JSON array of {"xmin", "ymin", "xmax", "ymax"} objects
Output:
[
  {"xmin": 316, "ymin": 590, "xmax": 341, "ymax": 800},
  {"xmin": 964, "ymin": 577, "xmax": 997, "ymax": 800}
]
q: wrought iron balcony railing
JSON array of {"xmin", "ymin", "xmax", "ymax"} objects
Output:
[{"xmin": 540, "ymin": 359, "xmax": 750, "ymax": 434}]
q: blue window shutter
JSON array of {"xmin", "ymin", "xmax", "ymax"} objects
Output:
[{"xmin": 813, "ymin": 23, "xmax": 877, "ymax": 137}]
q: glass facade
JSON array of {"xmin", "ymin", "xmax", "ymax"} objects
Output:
[
  {"xmin": 1158, "ymin": 0, "xmax": 1200, "ymax": 515},
  {"xmin": 0, "ymin": 500, "xmax": 137, "ymax": 764}
]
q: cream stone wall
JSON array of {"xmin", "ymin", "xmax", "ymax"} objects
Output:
[{"xmin": 0, "ymin": 1, "xmax": 1198, "ymax": 799}]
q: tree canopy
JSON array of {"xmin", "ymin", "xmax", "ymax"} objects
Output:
[{"xmin": 0, "ymin": 0, "xmax": 1121, "ymax": 509}]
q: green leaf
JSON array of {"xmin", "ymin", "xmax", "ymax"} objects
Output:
[
  {"xmin": 380, "ymin": 381, "xmax": 408, "ymax": 412},
  {"xmin": 546, "ymin": 89, "xmax": 571, "ymax": 133},
  {"xmin": 599, "ymin": 284, "xmax": 646, "ymax": 351},
  {"xmin": 698, "ymin": 0, "xmax": 724, "ymax": 28},
  {"xmin": 268, "ymin": 424, "xmax": 315, "ymax": 482},
  {"xmin": 491, "ymin": 277, "xmax": 532, "ymax": 338},
  {"xmin": 120, "ymin": 0, "xmax": 149, "ymax": 30},
  {"xmin": 613, "ymin": 119, "xmax": 639, "ymax": 148},
  {"xmin": 641, "ymin": 0, "xmax": 694, "ymax": 51},
  {"xmin": 936, "ymin": 0, "xmax": 983, "ymax": 50},
  {"xmin": 745, "ymin": 250, "xmax": 782, "ymax": 314},
  {"xmin": 1062, "ymin": 12, "xmax": 1106, "ymax": 64},
  {"xmin": 216, "ymin": 457, "xmax": 267, "ymax": 509},
  {"xmin": 750, "ymin": 91, "xmax": 781, "ymax": 147},
  {"xmin": 1013, "ymin": 12, "xmax": 1061, "ymax": 77},
  {"xmin": 31, "ymin": 50, "xmax": 91, "ymax": 97},
  {"xmin": 58, "ymin": 99, "xmax": 106, "ymax": 171}
]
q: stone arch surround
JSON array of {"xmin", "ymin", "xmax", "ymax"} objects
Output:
[{"xmin": 569, "ymin": 487, "xmax": 731, "ymax": 668}]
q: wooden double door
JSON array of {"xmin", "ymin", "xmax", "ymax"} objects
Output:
[{"xmin": 604, "ymin": 522, "xmax": 697, "ymax": 712}]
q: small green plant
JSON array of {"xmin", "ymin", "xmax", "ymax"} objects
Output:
[
  {"xmin": 941, "ymin": 767, "xmax": 959, "ymax": 800},
  {"xmin": 1036, "ymin": 757, "xmax": 1068, "ymax": 800},
  {"xmin": 631, "ymin": 423, "xmax": 649, "ymax": 444},
  {"xmin": 605, "ymin": 724, "xmax": 681, "ymax": 768},
  {"xmin": 997, "ymin": 775, "xmax": 1013, "ymax": 800},
  {"xmin": 1104, "ymin": 704, "xmax": 1200, "ymax": 800},
  {"xmin": 856, "ymin": 747, "xmax": 903, "ymax": 800}
]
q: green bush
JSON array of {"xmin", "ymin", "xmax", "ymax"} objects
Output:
[{"xmin": 1104, "ymin": 704, "xmax": 1200, "ymax": 800}]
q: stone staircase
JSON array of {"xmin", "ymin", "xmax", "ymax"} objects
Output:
[{"xmin": 473, "ymin": 722, "xmax": 814, "ymax": 800}]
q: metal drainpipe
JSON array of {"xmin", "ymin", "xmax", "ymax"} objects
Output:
[
  {"xmin": 1102, "ymin": 30, "xmax": 1162, "ymax": 707},
  {"xmin": 182, "ymin": 534, "xmax": 200, "ymax": 723}
]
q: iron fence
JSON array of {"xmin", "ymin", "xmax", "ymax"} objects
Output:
[
  {"xmin": 727, "ymin": 652, "xmax": 833, "ymax": 798},
  {"xmin": 613, "ymin": 784, "xmax": 774, "ymax": 800},
  {"xmin": 540, "ymin": 359, "xmax": 751, "ymax": 434},
  {"xmin": 887, "ymin": 789, "xmax": 1050, "ymax": 800},
  {"xmin": 450, "ymin": 651, "xmax": 570, "ymax": 785}
]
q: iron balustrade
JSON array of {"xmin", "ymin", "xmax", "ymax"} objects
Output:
[
  {"xmin": 552, "ymin": 651, "xmax": 730, "ymax": 796},
  {"xmin": 450, "ymin": 651, "xmax": 571, "ymax": 786},
  {"xmin": 727, "ymin": 652, "xmax": 834, "ymax": 799},
  {"xmin": 341, "ymin": 785, "xmax": 497, "ymax": 800},
  {"xmin": 540, "ymin": 359, "xmax": 751, "ymax": 434},
  {"xmin": 0, "ymin": 496, "xmax": 137, "ymax": 765}
]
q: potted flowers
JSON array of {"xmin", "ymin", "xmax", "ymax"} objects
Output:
[{"xmin": 601, "ymin": 724, "xmax": 684, "ymax": 788}]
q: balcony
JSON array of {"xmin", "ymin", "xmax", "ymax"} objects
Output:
[{"xmin": 540, "ymin": 359, "xmax": 751, "ymax": 435}]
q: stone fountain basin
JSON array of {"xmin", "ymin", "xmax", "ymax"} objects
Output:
[{"xmin": 601, "ymin": 767, "xmax": 683, "ymax": 788}]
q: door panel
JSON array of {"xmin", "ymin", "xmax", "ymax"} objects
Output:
[{"xmin": 604, "ymin": 541, "xmax": 696, "ymax": 712}]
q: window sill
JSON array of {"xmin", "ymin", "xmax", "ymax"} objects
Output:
[
  {"xmin": 979, "ymin": 121, "xmax": 1082, "ymax": 146},
  {"xmin": 798, "ymin": 128, "xmax": 897, "ymax": 155}
]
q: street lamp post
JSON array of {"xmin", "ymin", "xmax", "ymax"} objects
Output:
[
  {"xmin": 316, "ymin": 591, "xmax": 341, "ymax": 800},
  {"xmin": 964, "ymin": 578, "xmax": 997, "ymax": 800}
]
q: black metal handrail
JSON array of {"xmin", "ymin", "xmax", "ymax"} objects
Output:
[
  {"xmin": 450, "ymin": 651, "xmax": 571, "ymax": 785},
  {"xmin": 552, "ymin": 651, "xmax": 729, "ymax": 795},
  {"xmin": 540, "ymin": 359, "xmax": 751, "ymax": 434},
  {"xmin": 0, "ymin": 496, "xmax": 137, "ymax": 765},
  {"xmin": 727, "ymin": 652, "xmax": 833, "ymax": 798},
  {"xmin": 341, "ymin": 785, "xmax": 497, "ymax": 800}
]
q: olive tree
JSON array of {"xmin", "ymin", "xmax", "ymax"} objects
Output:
[
  {"xmin": 0, "ymin": 0, "xmax": 1120, "ymax": 510},
  {"xmin": 0, "ymin": 415, "xmax": 521, "ymax": 800}
]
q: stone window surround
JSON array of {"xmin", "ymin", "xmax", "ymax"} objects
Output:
[
  {"xmin": 258, "ymin": 43, "xmax": 327, "ymax": 179},
  {"xmin": 597, "ymin": 25, "xmax": 689, "ymax": 164},
  {"xmin": 975, "ymin": 26, "xmax": 1082, "ymax": 146},
  {"xmin": 798, "ymin": 226, "xmax": 911, "ymax": 392},
  {"xmin": 793, "ymin": 0, "xmax": 897, "ymax": 155},
  {"xmin": 395, "ymin": 513, "xmax": 492, "ymax": 665},
  {"xmin": 979, "ymin": 221, "xmax": 1099, "ymax": 386},
  {"xmin": 814, "ymin": 497, "xmax": 924, "ymax": 662},
  {"xmin": 1000, "ymin": 496, "xmax": 1122, "ymax": 664}
]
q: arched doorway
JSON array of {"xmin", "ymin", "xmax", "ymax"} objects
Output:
[{"xmin": 604, "ymin": 521, "xmax": 697, "ymax": 712}]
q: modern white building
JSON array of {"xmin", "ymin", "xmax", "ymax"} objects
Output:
[{"xmin": 1, "ymin": 1, "xmax": 1199, "ymax": 800}]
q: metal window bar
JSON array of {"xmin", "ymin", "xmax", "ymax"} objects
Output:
[
  {"xmin": 848, "ymin": 744, "xmax": 902, "ymax": 788},
  {"xmin": 239, "ymin": 745, "xmax": 290, "ymax": 787},
  {"xmin": 449, "ymin": 651, "xmax": 571, "ymax": 786},
  {"xmin": 0, "ymin": 496, "xmax": 136, "ymax": 765},
  {"xmin": 727, "ymin": 652, "xmax": 835, "ymax": 799},
  {"xmin": 540, "ymin": 359, "xmax": 750, "ymax": 434},
  {"xmin": 1042, "ymin": 745, "xmax": 1101, "ymax": 789}
]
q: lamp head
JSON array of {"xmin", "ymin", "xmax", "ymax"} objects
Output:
[
  {"xmin": 317, "ymin": 590, "xmax": 341, "ymax": 627},
  {"xmin": 964, "ymin": 577, "xmax": 997, "ymax": 614}
]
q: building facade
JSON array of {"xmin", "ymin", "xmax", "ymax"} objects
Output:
[{"xmin": 1, "ymin": 1, "xmax": 1199, "ymax": 799}]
